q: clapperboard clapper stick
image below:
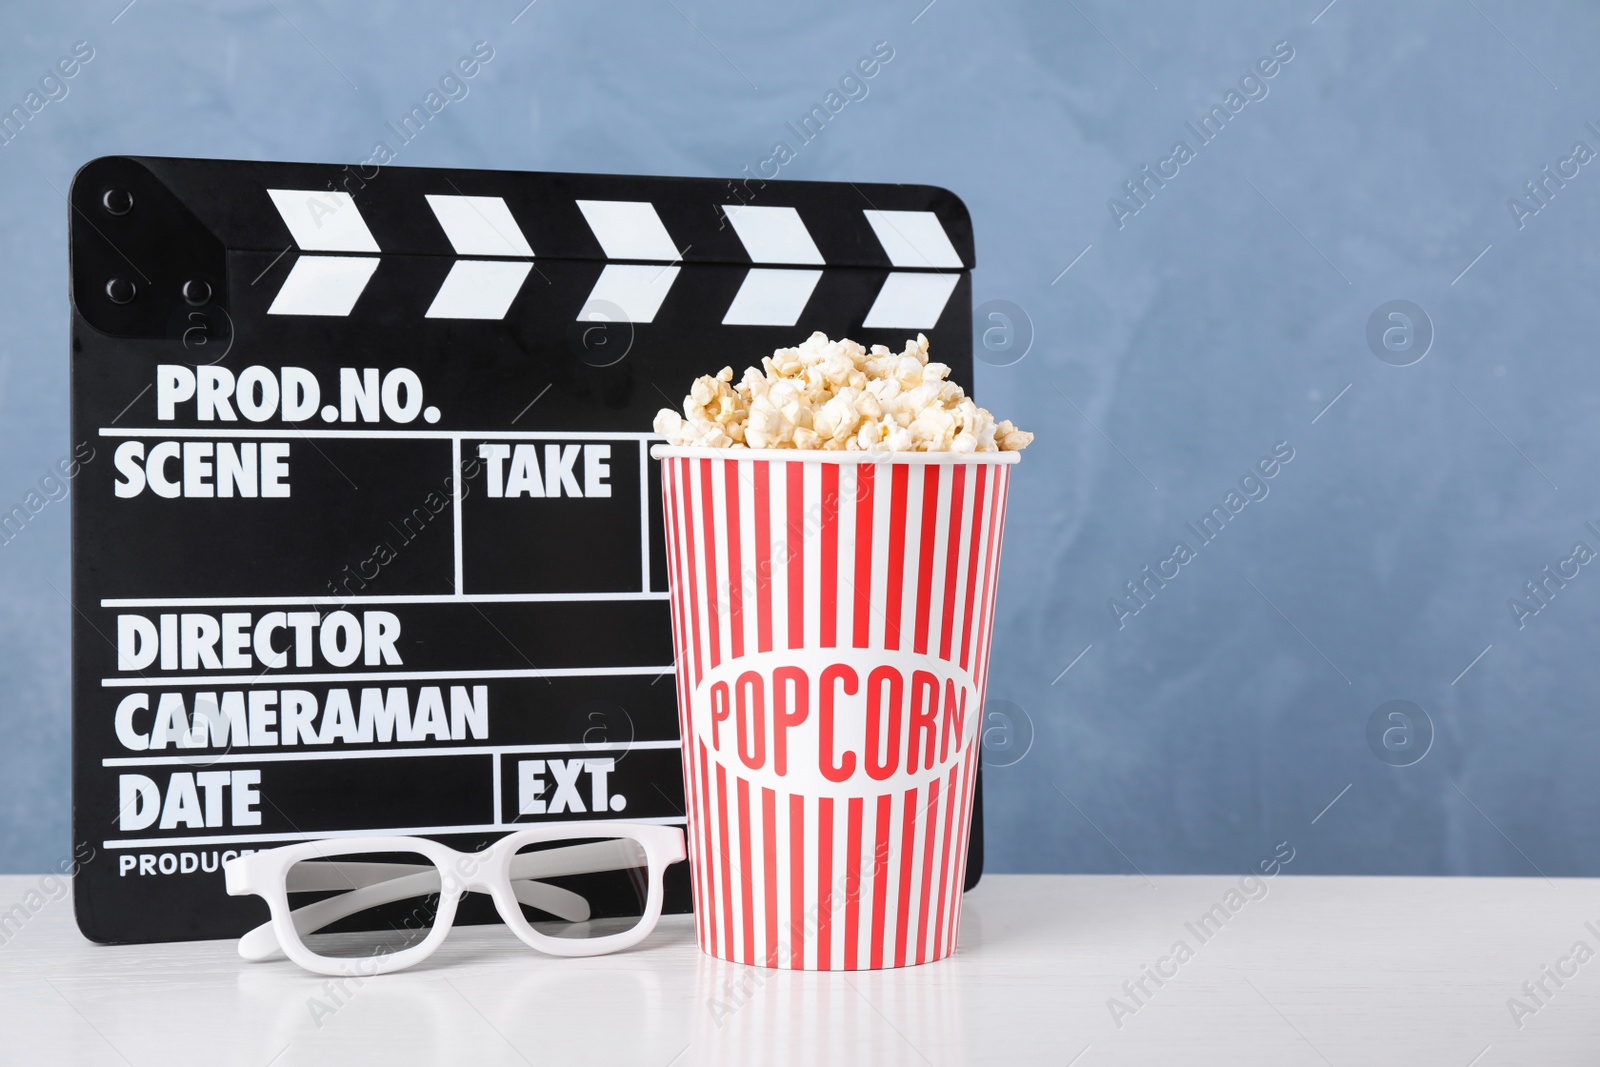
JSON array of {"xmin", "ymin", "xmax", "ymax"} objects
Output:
[{"xmin": 68, "ymin": 156, "xmax": 984, "ymax": 943}]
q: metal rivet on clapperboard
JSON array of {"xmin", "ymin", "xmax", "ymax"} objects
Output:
[
  {"xmin": 104, "ymin": 278, "xmax": 136, "ymax": 305},
  {"xmin": 182, "ymin": 279, "xmax": 211, "ymax": 306},
  {"xmin": 101, "ymin": 189, "xmax": 133, "ymax": 216}
]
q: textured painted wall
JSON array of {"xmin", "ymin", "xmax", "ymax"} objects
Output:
[{"xmin": 2, "ymin": 0, "xmax": 1595, "ymax": 877}]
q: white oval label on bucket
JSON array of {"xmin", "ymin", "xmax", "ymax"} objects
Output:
[{"xmin": 688, "ymin": 647, "xmax": 980, "ymax": 798}]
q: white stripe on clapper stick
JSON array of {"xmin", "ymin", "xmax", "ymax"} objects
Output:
[
  {"xmin": 722, "ymin": 204, "xmax": 824, "ymax": 264},
  {"xmin": 266, "ymin": 189, "xmax": 380, "ymax": 252},
  {"xmin": 575, "ymin": 200, "xmax": 680, "ymax": 261},
  {"xmin": 862, "ymin": 273, "xmax": 959, "ymax": 330},
  {"xmin": 426, "ymin": 194, "xmax": 533, "ymax": 256},
  {"xmin": 266, "ymin": 256, "xmax": 379, "ymax": 316},
  {"xmin": 861, "ymin": 210, "xmax": 963, "ymax": 269},
  {"xmin": 427, "ymin": 260, "xmax": 534, "ymax": 319},
  {"xmin": 722, "ymin": 269, "xmax": 823, "ymax": 327}
]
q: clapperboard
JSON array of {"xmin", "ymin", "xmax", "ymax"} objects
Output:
[{"xmin": 69, "ymin": 155, "xmax": 983, "ymax": 943}]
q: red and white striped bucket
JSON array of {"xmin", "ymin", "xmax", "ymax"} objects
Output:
[{"xmin": 654, "ymin": 446, "xmax": 1017, "ymax": 970}]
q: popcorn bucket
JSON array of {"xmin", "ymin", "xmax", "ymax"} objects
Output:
[{"xmin": 653, "ymin": 446, "xmax": 1017, "ymax": 970}]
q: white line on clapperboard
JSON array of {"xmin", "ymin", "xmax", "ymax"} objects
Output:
[
  {"xmin": 492, "ymin": 754, "xmax": 502, "ymax": 826},
  {"xmin": 100, "ymin": 428, "xmax": 661, "ymax": 596},
  {"xmin": 103, "ymin": 739, "xmax": 684, "ymax": 768},
  {"xmin": 452, "ymin": 435, "xmax": 464, "ymax": 593},
  {"xmin": 99, "ymin": 429, "xmax": 659, "ymax": 440},
  {"xmin": 100, "ymin": 665, "xmax": 674, "ymax": 688},
  {"xmin": 638, "ymin": 439, "xmax": 650, "ymax": 592},
  {"xmin": 101, "ymin": 593, "xmax": 669, "ymax": 606},
  {"xmin": 105, "ymin": 815, "xmax": 690, "ymax": 852}
]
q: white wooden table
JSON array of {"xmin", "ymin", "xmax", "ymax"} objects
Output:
[{"xmin": 1, "ymin": 874, "xmax": 1595, "ymax": 1065}]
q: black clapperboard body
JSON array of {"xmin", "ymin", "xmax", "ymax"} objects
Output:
[{"xmin": 69, "ymin": 156, "xmax": 983, "ymax": 943}]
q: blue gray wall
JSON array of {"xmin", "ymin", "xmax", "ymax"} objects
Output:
[{"xmin": 3, "ymin": 0, "xmax": 1595, "ymax": 877}]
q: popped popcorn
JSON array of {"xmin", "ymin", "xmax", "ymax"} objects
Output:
[{"xmin": 652, "ymin": 332, "xmax": 1033, "ymax": 453}]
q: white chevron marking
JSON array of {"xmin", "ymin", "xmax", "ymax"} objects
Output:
[
  {"xmin": 862, "ymin": 272, "xmax": 960, "ymax": 330},
  {"xmin": 862, "ymin": 209, "xmax": 963, "ymax": 269},
  {"xmin": 425, "ymin": 194, "xmax": 534, "ymax": 257},
  {"xmin": 722, "ymin": 268, "xmax": 822, "ymax": 326},
  {"xmin": 425, "ymin": 260, "xmax": 534, "ymax": 319},
  {"xmin": 267, "ymin": 189, "xmax": 380, "ymax": 253},
  {"xmin": 267, "ymin": 256, "xmax": 380, "ymax": 316},
  {"xmin": 578, "ymin": 264, "xmax": 680, "ymax": 324},
  {"xmin": 575, "ymin": 200, "xmax": 680, "ymax": 261},
  {"xmin": 723, "ymin": 205, "xmax": 824, "ymax": 264}
]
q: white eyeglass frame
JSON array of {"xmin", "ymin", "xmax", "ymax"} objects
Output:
[{"xmin": 224, "ymin": 822, "xmax": 686, "ymax": 976}]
